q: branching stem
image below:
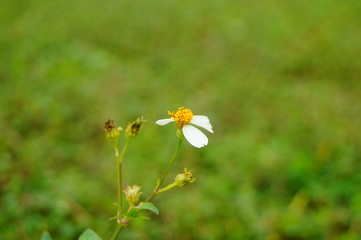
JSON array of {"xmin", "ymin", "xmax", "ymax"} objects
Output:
[{"xmin": 111, "ymin": 137, "xmax": 130, "ymax": 240}]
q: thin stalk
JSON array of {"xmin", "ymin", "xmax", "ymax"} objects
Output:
[
  {"xmin": 110, "ymin": 224, "xmax": 123, "ymax": 240},
  {"xmin": 159, "ymin": 138, "xmax": 183, "ymax": 186},
  {"xmin": 145, "ymin": 138, "xmax": 183, "ymax": 202},
  {"xmin": 113, "ymin": 142, "xmax": 121, "ymax": 210},
  {"xmin": 111, "ymin": 137, "xmax": 130, "ymax": 240},
  {"xmin": 116, "ymin": 138, "xmax": 130, "ymax": 211},
  {"xmin": 157, "ymin": 182, "xmax": 178, "ymax": 194}
]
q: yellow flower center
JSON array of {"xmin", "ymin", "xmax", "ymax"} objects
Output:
[{"xmin": 168, "ymin": 107, "xmax": 193, "ymax": 128}]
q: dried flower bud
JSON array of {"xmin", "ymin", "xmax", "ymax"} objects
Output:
[
  {"xmin": 125, "ymin": 117, "xmax": 146, "ymax": 138},
  {"xmin": 123, "ymin": 185, "xmax": 142, "ymax": 207},
  {"xmin": 174, "ymin": 168, "xmax": 196, "ymax": 187},
  {"xmin": 104, "ymin": 119, "xmax": 122, "ymax": 140}
]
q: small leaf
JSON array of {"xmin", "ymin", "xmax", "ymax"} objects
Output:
[
  {"xmin": 138, "ymin": 202, "xmax": 159, "ymax": 215},
  {"xmin": 40, "ymin": 231, "xmax": 52, "ymax": 240},
  {"xmin": 79, "ymin": 228, "xmax": 103, "ymax": 240},
  {"xmin": 126, "ymin": 208, "xmax": 139, "ymax": 218}
]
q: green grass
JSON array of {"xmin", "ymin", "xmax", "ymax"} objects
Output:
[{"xmin": 1, "ymin": 0, "xmax": 361, "ymax": 239}]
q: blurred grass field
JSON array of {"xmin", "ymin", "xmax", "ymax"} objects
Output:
[{"xmin": 1, "ymin": 0, "xmax": 361, "ymax": 239}]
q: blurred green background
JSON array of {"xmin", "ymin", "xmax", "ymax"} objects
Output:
[{"xmin": 1, "ymin": 0, "xmax": 361, "ymax": 239}]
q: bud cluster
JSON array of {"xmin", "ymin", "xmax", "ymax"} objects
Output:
[
  {"xmin": 104, "ymin": 119, "xmax": 122, "ymax": 140},
  {"xmin": 174, "ymin": 168, "xmax": 196, "ymax": 187},
  {"xmin": 125, "ymin": 117, "xmax": 146, "ymax": 138},
  {"xmin": 123, "ymin": 185, "xmax": 142, "ymax": 207}
]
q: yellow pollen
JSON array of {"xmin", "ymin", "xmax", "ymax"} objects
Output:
[{"xmin": 168, "ymin": 107, "xmax": 193, "ymax": 128}]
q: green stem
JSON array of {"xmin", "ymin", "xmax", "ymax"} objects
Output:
[
  {"xmin": 145, "ymin": 138, "xmax": 183, "ymax": 202},
  {"xmin": 113, "ymin": 142, "xmax": 121, "ymax": 211},
  {"xmin": 111, "ymin": 138, "xmax": 130, "ymax": 240},
  {"xmin": 157, "ymin": 182, "xmax": 178, "ymax": 194},
  {"xmin": 110, "ymin": 224, "xmax": 123, "ymax": 240},
  {"xmin": 116, "ymin": 138, "xmax": 130, "ymax": 212},
  {"xmin": 159, "ymin": 138, "xmax": 183, "ymax": 186}
]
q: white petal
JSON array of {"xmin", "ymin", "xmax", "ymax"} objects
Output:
[
  {"xmin": 190, "ymin": 115, "xmax": 214, "ymax": 133},
  {"xmin": 182, "ymin": 125, "xmax": 208, "ymax": 148},
  {"xmin": 155, "ymin": 118, "xmax": 174, "ymax": 126}
]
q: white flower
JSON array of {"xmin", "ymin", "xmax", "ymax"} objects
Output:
[{"xmin": 156, "ymin": 107, "xmax": 213, "ymax": 148}]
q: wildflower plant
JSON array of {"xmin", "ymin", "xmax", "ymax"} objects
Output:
[{"xmin": 40, "ymin": 107, "xmax": 213, "ymax": 240}]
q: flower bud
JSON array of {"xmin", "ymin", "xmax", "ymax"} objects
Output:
[
  {"xmin": 125, "ymin": 117, "xmax": 146, "ymax": 138},
  {"xmin": 104, "ymin": 119, "xmax": 122, "ymax": 140},
  {"xmin": 123, "ymin": 185, "xmax": 142, "ymax": 207},
  {"xmin": 174, "ymin": 168, "xmax": 196, "ymax": 187}
]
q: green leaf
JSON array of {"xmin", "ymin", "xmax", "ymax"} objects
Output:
[
  {"xmin": 125, "ymin": 208, "xmax": 139, "ymax": 218},
  {"xmin": 138, "ymin": 202, "xmax": 159, "ymax": 215},
  {"xmin": 138, "ymin": 216, "xmax": 151, "ymax": 220},
  {"xmin": 79, "ymin": 228, "xmax": 103, "ymax": 240},
  {"xmin": 40, "ymin": 231, "xmax": 52, "ymax": 240}
]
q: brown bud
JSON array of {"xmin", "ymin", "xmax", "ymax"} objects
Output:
[
  {"xmin": 125, "ymin": 117, "xmax": 146, "ymax": 138},
  {"xmin": 104, "ymin": 119, "xmax": 122, "ymax": 140}
]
